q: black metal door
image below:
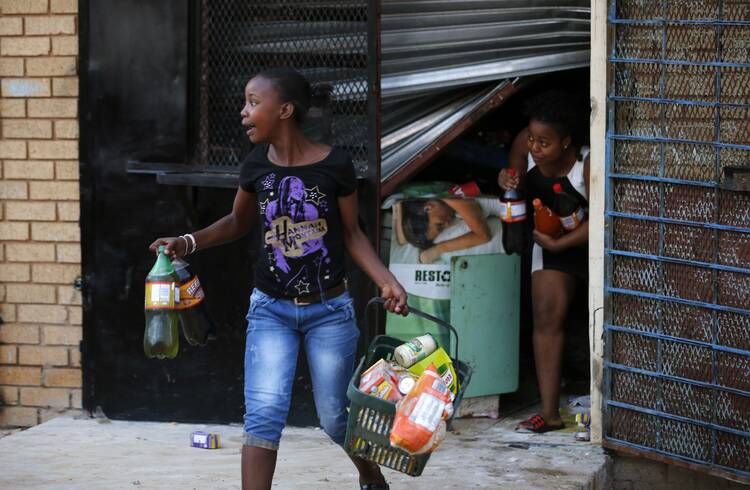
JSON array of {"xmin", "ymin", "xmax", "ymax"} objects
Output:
[{"xmin": 80, "ymin": 0, "xmax": 378, "ymax": 426}]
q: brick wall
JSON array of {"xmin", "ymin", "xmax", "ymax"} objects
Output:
[{"xmin": 0, "ymin": 0, "xmax": 81, "ymax": 427}]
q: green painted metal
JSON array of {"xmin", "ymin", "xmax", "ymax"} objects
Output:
[{"xmin": 450, "ymin": 253, "xmax": 520, "ymax": 397}]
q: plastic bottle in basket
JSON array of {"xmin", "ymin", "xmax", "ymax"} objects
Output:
[
  {"xmin": 171, "ymin": 257, "xmax": 216, "ymax": 346},
  {"xmin": 394, "ymin": 334, "xmax": 437, "ymax": 368},
  {"xmin": 500, "ymin": 168, "xmax": 529, "ymax": 255},
  {"xmin": 143, "ymin": 246, "xmax": 180, "ymax": 359},
  {"xmin": 390, "ymin": 364, "xmax": 453, "ymax": 455},
  {"xmin": 551, "ymin": 182, "xmax": 585, "ymax": 232}
]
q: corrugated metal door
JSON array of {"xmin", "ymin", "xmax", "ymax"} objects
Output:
[{"xmin": 604, "ymin": 0, "xmax": 750, "ymax": 482}]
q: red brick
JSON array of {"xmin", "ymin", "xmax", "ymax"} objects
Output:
[
  {"xmin": 18, "ymin": 345, "xmax": 67, "ymax": 366},
  {"xmin": 0, "ymin": 406, "xmax": 38, "ymax": 427},
  {"xmin": 43, "ymin": 367, "xmax": 80, "ymax": 387},
  {"xmin": 0, "ymin": 366, "xmax": 42, "ymax": 385},
  {"xmin": 20, "ymin": 387, "xmax": 69, "ymax": 407}
]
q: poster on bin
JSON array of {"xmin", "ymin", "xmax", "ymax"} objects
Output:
[{"xmin": 385, "ymin": 187, "xmax": 505, "ymax": 348}]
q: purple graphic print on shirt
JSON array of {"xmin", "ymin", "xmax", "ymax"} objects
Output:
[{"xmin": 263, "ymin": 175, "xmax": 332, "ymax": 294}]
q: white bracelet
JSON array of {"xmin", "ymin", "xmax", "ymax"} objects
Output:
[
  {"xmin": 180, "ymin": 235, "xmax": 189, "ymax": 255},
  {"xmin": 184, "ymin": 233, "xmax": 197, "ymax": 254}
]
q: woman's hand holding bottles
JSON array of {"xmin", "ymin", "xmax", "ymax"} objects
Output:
[
  {"xmin": 497, "ymin": 168, "xmax": 520, "ymax": 191},
  {"xmin": 148, "ymin": 236, "xmax": 188, "ymax": 258}
]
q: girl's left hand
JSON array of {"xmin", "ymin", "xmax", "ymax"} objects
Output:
[
  {"xmin": 381, "ymin": 282, "xmax": 409, "ymax": 316},
  {"xmin": 533, "ymin": 230, "xmax": 565, "ymax": 254},
  {"xmin": 418, "ymin": 246, "xmax": 442, "ymax": 264}
]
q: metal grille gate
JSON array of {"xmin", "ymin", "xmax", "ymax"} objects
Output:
[
  {"xmin": 196, "ymin": 0, "xmax": 374, "ymax": 176},
  {"xmin": 604, "ymin": 0, "xmax": 750, "ymax": 481}
]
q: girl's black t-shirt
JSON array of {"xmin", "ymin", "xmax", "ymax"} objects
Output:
[{"xmin": 239, "ymin": 144, "xmax": 357, "ymax": 299}]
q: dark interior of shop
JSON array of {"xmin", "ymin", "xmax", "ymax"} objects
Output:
[{"xmin": 387, "ymin": 68, "xmax": 592, "ymax": 413}]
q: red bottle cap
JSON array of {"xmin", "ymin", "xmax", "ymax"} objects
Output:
[
  {"xmin": 507, "ymin": 168, "xmax": 516, "ymax": 176},
  {"xmin": 552, "ymin": 183, "xmax": 563, "ymax": 193},
  {"xmin": 532, "ymin": 198, "xmax": 542, "ymax": 208}
]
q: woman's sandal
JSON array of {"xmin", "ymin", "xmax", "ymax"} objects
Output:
[{"xmin": 515, "ymin": 414, "xmax": 565, "ymax": 434}]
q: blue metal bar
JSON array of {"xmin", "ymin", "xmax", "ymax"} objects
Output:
[
  {"xmin": 609, "ymin": 57, "xmax": 750, "ymax": 69},
  {"xmin": 605, "ymin": 323, "xmax": 750, "ymax": 358},
  {"xmin": 609, "ymin": 173, "xmax": 716, "ymax": 189},
  {"xmin": 607, "ymin": 361, "xmax": 750, "ymax": 401},
  {"xmin": 608, "ymin": 133, "xmax": 750, "ymax": 152},
  {"xmin": 607, "ymin": 249, "xmax": 750, "ymax": 275},
  {"xmin": 607, "ymin": 286, "xmax": 750, "ymax": 317},
  {"xmin": 610, "ymin": 95, "xmax": 750, "ymax": 110},
  {"xmin": 606, "ymin": 400, "xmax": 750, "ymax": 439},
  {"xmin": 606, "ymin": 438, "xmax": 750, "ymax": 479},
  {"xmin": 610, "ymin": 18, "xmax": 750, "ymax": 27},
  {"xmin": 607, "ymin": 211, "xmax": 750, "ymax": 235}
]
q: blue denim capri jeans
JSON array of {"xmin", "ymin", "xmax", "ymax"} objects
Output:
[{"xmin": 243, "ymin": 288, "xmax": 360, "ymax": 450}]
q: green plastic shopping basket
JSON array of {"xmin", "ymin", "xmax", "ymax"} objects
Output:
[{"xmin": 344, "ymin": 297, "xmax": 473, "ymax": 477}]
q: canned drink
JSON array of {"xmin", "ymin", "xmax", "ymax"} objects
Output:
[{"xmin": 394, "ymin": 334, "xmax": 437, "ymax": 367}]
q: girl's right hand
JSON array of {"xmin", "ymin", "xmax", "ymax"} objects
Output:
[
  {"xmin": 148, "ymin": 237, "xmax": 187, "ymax": 258},
  {"xmin": 497, "ymin": 168, "xmax": 520, "ymax": 191}
]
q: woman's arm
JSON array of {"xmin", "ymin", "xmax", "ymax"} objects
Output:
[
  {"xmin": 419, "ymin": 199, "xmax": 491, "ymax": 263},
  {"xmin": 392, "ymin": 202, "xmax": 408, "ymax": 246},
  {"xmin": 339, "ymin": 192, "xmax": 408, "ymax": 315},
  {"xmin": 149, "ymin": 187, "xmax": 258, "ymax": 256},
  {"xmin": 533, "ymin": 155, "xmax": 590, "ymax": 253},
  {"xmin": 498, "ymin": 127, "xmax": 530, "ymax": 190}
]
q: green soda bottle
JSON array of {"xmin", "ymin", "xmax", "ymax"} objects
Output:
[{"xmin": 143, "ymin": 245, "xmax": 180, "ymax": 359}]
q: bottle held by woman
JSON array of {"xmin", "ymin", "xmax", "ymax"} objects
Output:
[
  {"xmin": 551, "ymin": 183, "xmax": 585, "ymax": 232},
  {"xmin": 500, "ymin": 168, "xmax": 529, "ymax": 255},
  {"xmin": 532, "ymin": 198, "xmax": 562, "ymax": 238},
  {"xmin": 143, "ymin": 245, "xmax": 180, "ymax": 359}
]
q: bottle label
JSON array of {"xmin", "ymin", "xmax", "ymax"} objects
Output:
[
  {"xmin": 176, "ymin": 275, "xmax": 205, "ymax": 310},
  {"xmin": 501, "ymin": 200, "xmax": 527, "ymax": 223},
  {"xmin": 145, "ymin": 281, "xmax": 177, "ymax": 309},
  {"xmin": 560, "ymin": 207, "xmax": 586, "ymax": 231}
]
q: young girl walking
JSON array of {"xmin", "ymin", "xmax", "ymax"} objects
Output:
[{"xmin": 150, "ymin": 67, "xmax": 406, "ymax": 490}]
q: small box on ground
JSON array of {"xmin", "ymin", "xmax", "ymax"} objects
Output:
[{"xmin": 190, "ymin": 431, "xmax": 220, "ymax": 449}]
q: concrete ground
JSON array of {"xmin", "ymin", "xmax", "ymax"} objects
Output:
[{"xmin": 0, "ymin": 412, "xmax": 609, "ymax": 489}]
